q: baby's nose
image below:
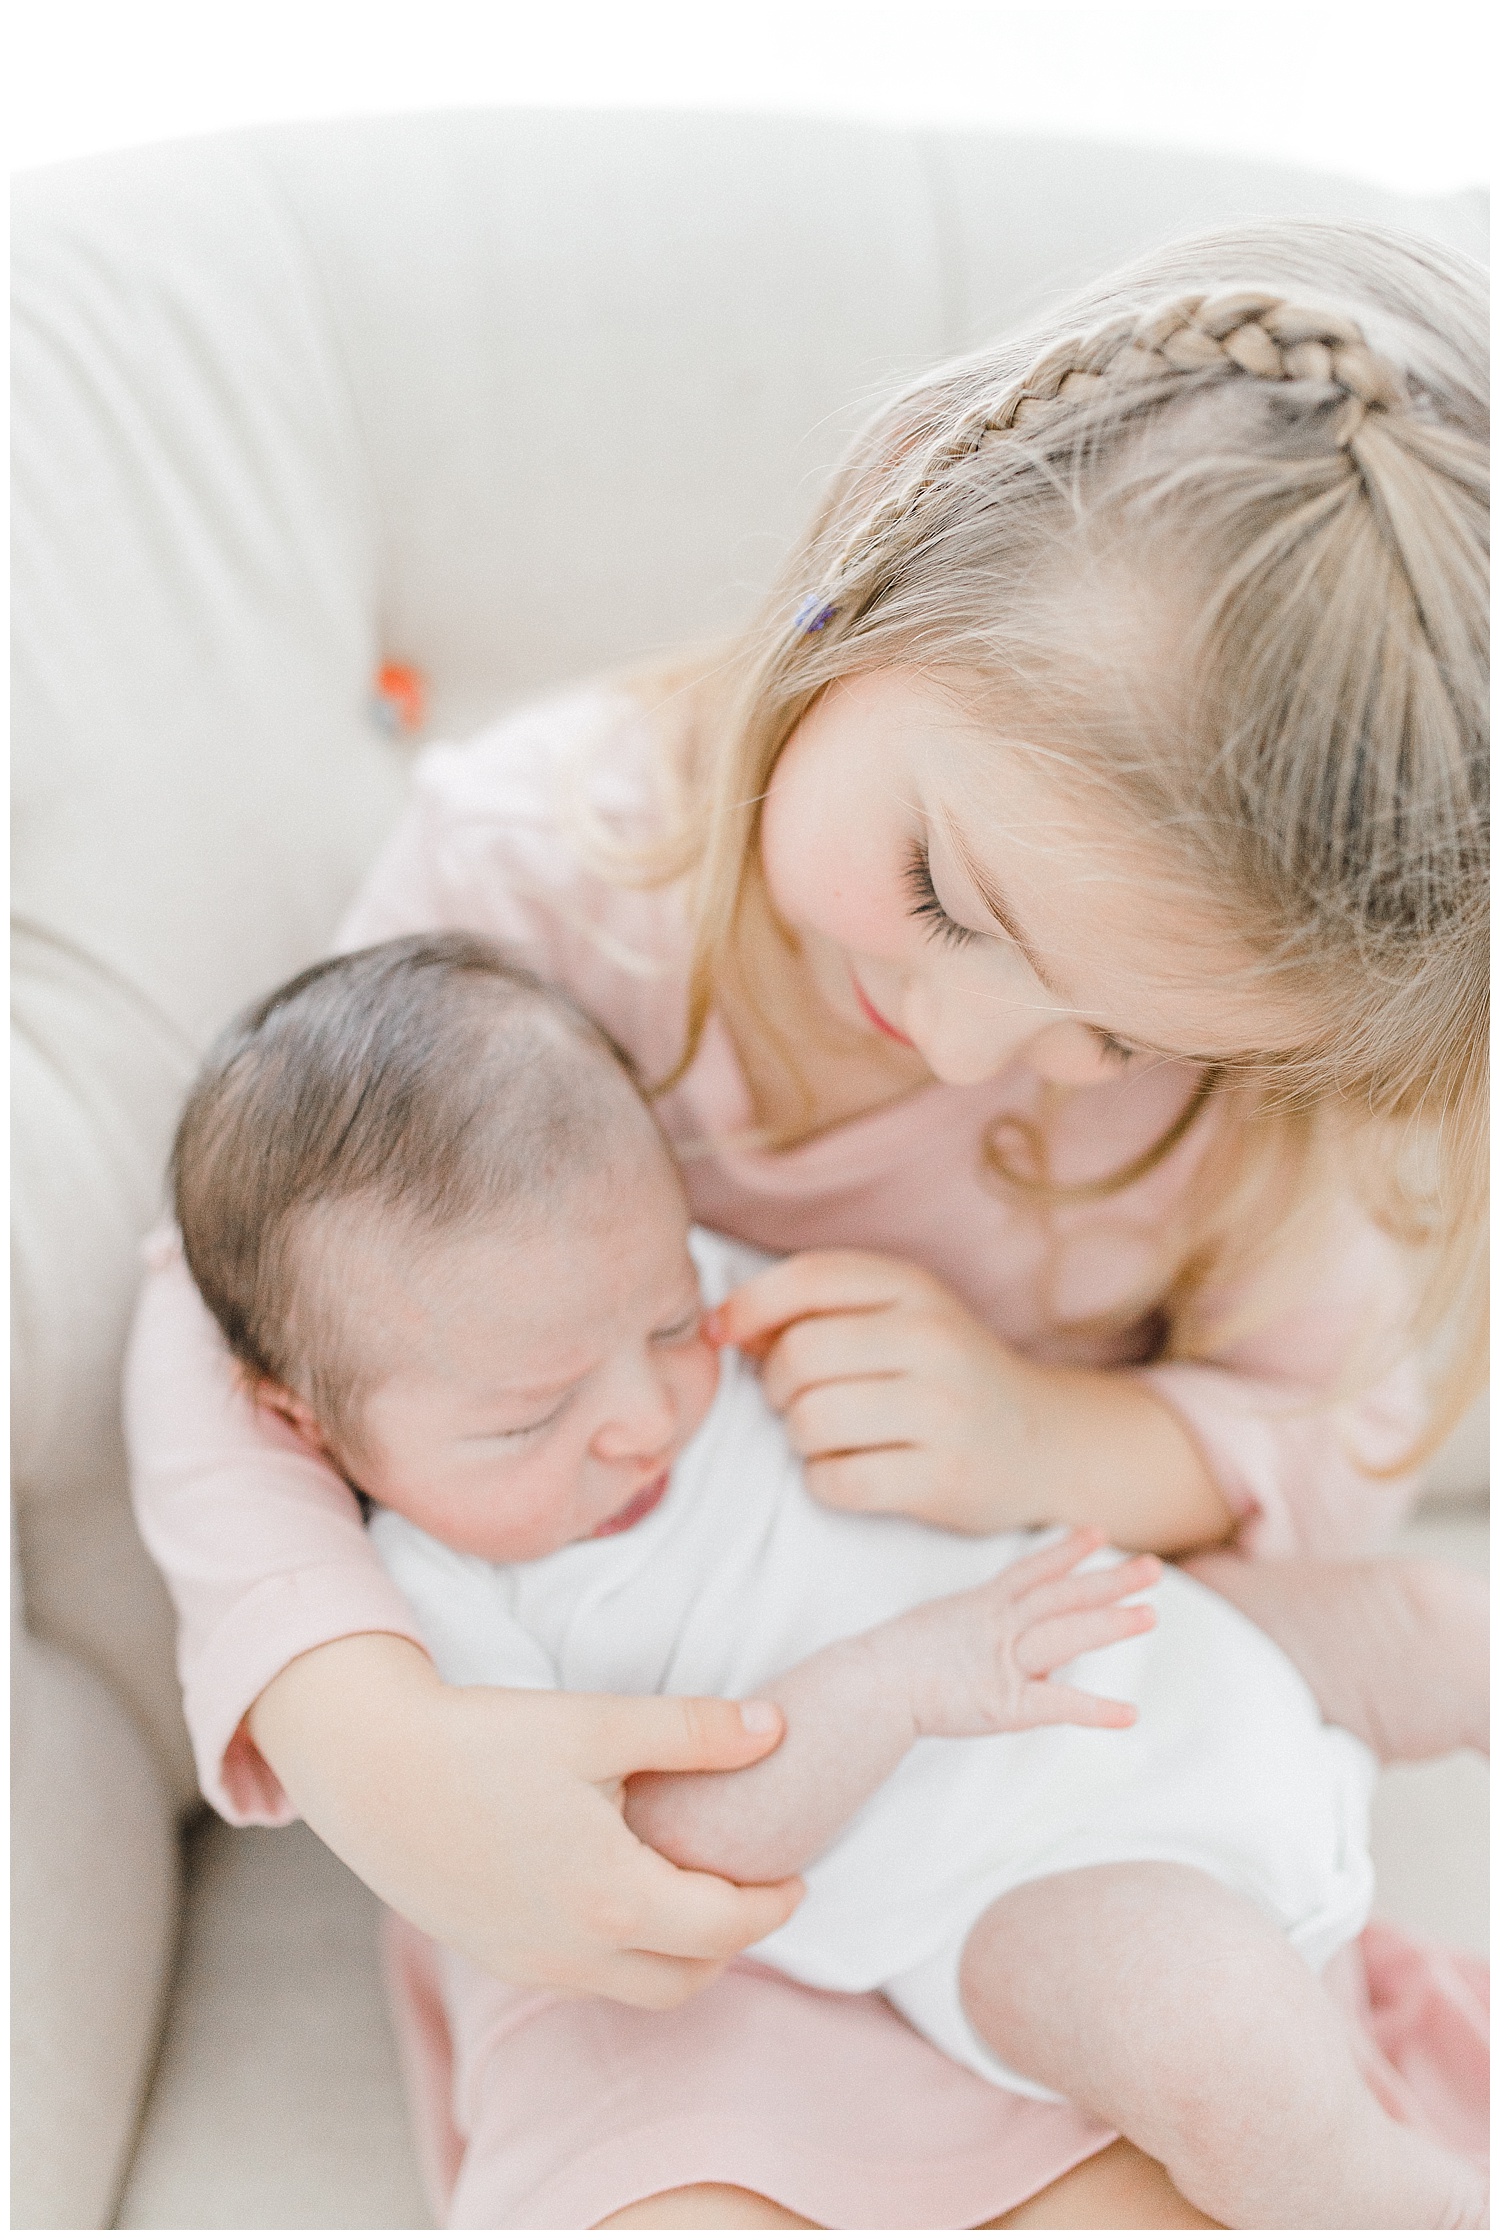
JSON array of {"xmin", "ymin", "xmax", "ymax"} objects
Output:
[{"xmin": 591, "ymin": 1358, "xmax": 678, "ymax": 1461}]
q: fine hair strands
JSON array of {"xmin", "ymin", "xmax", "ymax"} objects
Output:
[
  {"xmin": 598, "ymin": 219, "xmax": 1487, "ymax": 1468},
  {"xmin": 172, "ymin": 935, "xmax": 655, "ymax": 1460}
]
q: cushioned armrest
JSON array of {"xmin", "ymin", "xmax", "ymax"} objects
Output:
[{"xmin": 11, "ymin": 1629, "xmax": 180, "ymax": 2230}]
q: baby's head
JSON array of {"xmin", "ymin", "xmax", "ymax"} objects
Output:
[{"xmin": 173, "ymin": 935, "xmax": 718, "ymax": 1559}]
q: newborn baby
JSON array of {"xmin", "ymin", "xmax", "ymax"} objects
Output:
[{"xmin": 171, "ymin": 931, "xmax": 1483, "ymax": 2231}]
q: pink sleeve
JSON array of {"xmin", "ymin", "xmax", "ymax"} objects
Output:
[
  {"xmin": 1135, "ymin": 1205, "xmax": 1426, "ymax": 1557},
  {"xmin": 330, "ymin": 699, "xmax": 688, "ymax": 1078},
  {"xmin": 124, "ymin": 693, "xmax": 669, "ymax": 1821},
  {"xmin": 124, "ymin": 1233, "xmax": 428, "ymax": 1822}
]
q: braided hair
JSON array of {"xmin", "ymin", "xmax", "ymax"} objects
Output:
[
  {"xmin": 648, "ymin": 221, "xmax": 1488, "ymax": 1456},
  {"xmin": 821, "ymin": 290, "xmax": 1406, "ymax": 591}
]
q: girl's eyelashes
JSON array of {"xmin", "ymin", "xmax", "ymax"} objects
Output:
[
  {"xmin": 904, "ymin": 841, "xmax": 979, "ymax": 950},
  {"xmin": 652, "ymin": 1308, "xmax": 703, "ymax": 1345},
  {"xmin": 1093, "ymin": 1029, "xmax": 1138, "ymax": 1064}
]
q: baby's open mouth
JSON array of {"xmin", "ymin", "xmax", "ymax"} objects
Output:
[{"xmin": 591, "ymin": 1470, "xmax": 669, "ymax": 1538}]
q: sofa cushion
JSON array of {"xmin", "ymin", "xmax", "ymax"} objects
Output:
[
  {"xmin": 10, "ymin": 1629, "xmax": 178, "ymax": 2229},
  {"xmin": 113, "ymin": 1819, "xmax": 430, "ymax": 2231}
]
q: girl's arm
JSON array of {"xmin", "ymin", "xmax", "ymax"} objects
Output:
[
  {"xmin": 248, "ymin": 1636, "xmax": 805, "ymax": 1999},
  {"xmin": 125, "ymin": 1241, "xmax": 803, "ymax": 2000},
  {"xmin": 711, "ymin": 1230, "xmax": 1424, "ymax": 1558},
  {"xmin": 625, "ymin": 1530, "xmax": 1158, "ymax": 1883},
  {"xmin": 709, "ymin": 1252, "xmax": 1232, "ymax": 1555},
  {"xmin": 125, "ymin": 693, "xmax": 812, "ymax": 1996}
]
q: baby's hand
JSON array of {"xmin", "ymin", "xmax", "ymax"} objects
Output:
[{"xmin": 869, "ymin": 1526, "xmax": 1160, "ymax": 1739}]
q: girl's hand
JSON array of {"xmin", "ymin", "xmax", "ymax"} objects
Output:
[
  {"xmin": 248, "ymin": 1633, "xmax": 804, "ymax": 2007},
  {"xmin": 707, "ymin": 1248, "xmax": 1057, "ymax": 1533},
  {"xmin": 866, "ymin": 1526, "xmax": 1160, "ymax": 1739},
  {"xmin": 709, "ymin": 1248, "xmax": 1233, "ymax": 1553}
]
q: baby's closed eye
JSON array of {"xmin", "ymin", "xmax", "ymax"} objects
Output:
[{"xmin": 467, "ymin": 1393, "xmax": 575, "ymax": 1443}]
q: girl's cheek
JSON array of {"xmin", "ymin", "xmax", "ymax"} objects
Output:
[
  {"xmin": 1025, "ymin": 1020, "xmax": 1125, "ymax": 1087},
  {"xmin": 765, "ymin": 821, "xmax": 913, "ymax": 957},
  {"xmin": 759, "ymin": 773, "xmax": 826, "ymax": 928},
  {"xmin": 761, "ymin": 754, "xmax": 904, "ymax": 953}
]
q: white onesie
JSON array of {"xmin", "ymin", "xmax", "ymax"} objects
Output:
[{"xmin": 370, "ymin": 1229, "xmax": 1376, "ymax": 2097}]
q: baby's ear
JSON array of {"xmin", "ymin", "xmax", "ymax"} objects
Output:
[{"xmin": 250, "ymin": 1376, "xmax": 332, "ymax": 1458}]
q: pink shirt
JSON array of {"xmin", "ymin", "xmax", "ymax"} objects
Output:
[{"xmin": 124, "ymin": 687, "xmax": 1423, "ymax": 1822}]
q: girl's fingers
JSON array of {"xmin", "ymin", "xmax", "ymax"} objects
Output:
[
  {"xmin": 567, "ymin": 1691, "xmax": 786, "ymax": 1783},
  {"xmin": 623, "ymin": 1846, "xmax": 808, "ymax": 1961},
  {"xmin": 803, "ymin": 1444, "xmax": 934, "ymax": 1517},
  {"xmin": 783, "ymin": 1376, "xmax": 929, "ymax": 1459},
  {"xmin": 1019, "ymin": 1680, "xmax": 1139, "ymax": 1730},
  {"xmin": 758, "ymin": 1310, "xmax": 913, "ymax": 1412},
  {"xmin": 1018, "ymin": 1601, "xmax": 1157, "ymax": 1675},
  {"xmin": 570, "ymin": 1949, "xmax": 729, "ymax": 2010},
  {"xmin": 709, "ymin": 1248, "xmax": 918, "ymax": 1355}
]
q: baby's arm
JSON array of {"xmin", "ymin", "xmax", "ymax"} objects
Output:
[{"xmin": 626, "ymin": 1529, "xmax": 1158, "ymax": 1883}]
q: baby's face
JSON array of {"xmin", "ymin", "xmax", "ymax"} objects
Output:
[{"xmin": 340, "ymin": 1138, "xmax": 719, "ymax": 1561}]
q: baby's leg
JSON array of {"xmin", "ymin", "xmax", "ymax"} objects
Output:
[
  {"xmin": 960, "ymin": 1865, "xmax": 1486, "ymax": 2231},
  {"xmin": 597, "ymin": 2184, "xmax": 818, "ymax": 2228}
]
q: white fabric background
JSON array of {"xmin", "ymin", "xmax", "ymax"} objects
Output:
[{"xmin": 11, "ymin": 1, "xmax": 1492, "ymax": 195}]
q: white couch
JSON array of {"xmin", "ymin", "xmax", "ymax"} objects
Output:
[{"xmin": 11, "ymin": 111, "xmax": 1488, "ymax": 2230}]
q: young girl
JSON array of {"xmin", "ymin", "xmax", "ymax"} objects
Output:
[{"xmin": 126, "ymin": 217, "xmax": 1487, "ymax": 2230}]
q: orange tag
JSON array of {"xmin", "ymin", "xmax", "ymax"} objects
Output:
[{"xmin": 372, "ymin": 660, "xmax": 426, "ymax": 736}]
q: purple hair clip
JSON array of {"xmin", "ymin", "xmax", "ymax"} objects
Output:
[{"xmin": 793, "ymin": 594, "xmax": 838, "ymax": 635}]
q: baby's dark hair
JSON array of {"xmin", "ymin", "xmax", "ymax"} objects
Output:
[{"xmin": 172, "ymin": 933, "xmax": 653, "ymax": 1451}]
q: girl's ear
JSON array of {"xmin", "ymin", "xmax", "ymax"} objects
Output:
[{"xmin": 248, "ymin": 1375, "xmax": 332, "ymax": 1458}]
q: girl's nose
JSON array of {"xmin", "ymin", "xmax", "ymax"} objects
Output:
[
  {"xmin": 590, "ymin": 1356, "xmax": 678, "ymax": 1462},
  {"xmin": 905, "ymin": 978, "xmax": 1048, "ymax": 1087},
  {"xmin": 908, "ymin": 976, "xmax": 1122, "ymax": 1090}
]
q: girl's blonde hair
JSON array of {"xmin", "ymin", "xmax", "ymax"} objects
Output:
[{"xmin": 637, "ymin": 221, "xmax": 1488, "ymax": 1458}]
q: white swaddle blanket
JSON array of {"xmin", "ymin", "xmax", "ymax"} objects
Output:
[{"xmin": 371, "ymin": 1228, "xmax": 1375, "ymax": 2095}]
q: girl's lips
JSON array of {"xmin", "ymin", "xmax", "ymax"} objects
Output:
[
  {"xmin": 851, "ymin": 971, "xmax": 916, "ymax": 1047},
  {"xmin": 591, "ymin": 1470, "xmax": 669, "ymax": 1539}
]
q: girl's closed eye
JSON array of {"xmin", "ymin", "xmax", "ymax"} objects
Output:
[
  {"xmin": 652, "ymin": 1308, "xmax": 705, "ymax": 1346},
  {"xmin": 906, "ymin": 836, "xmax": 1146, "ymax": 1068},
  {"xmin": 904, "ymin": 840, "xmax": 979, "ymax": 950},
  {"xmin": 1093, "ymin": 1029, "xmax": 1138, "ymax": 1064}
]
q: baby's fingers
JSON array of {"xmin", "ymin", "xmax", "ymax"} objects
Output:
[
  {"xmin": 992, "ymin": 1525, "xmax": 1109, "ymax": 1597},
  {"xmin": 1018, "ymin": 1679, "xmax": 1140, "ymax": 1730},
  {"xmin": 1018, "ymin": 1599, "xmax": 1156, "ymax": 1677},
  {"xmin": 1013, "ymin": 1548, "xmax": 1160, "ymax": 1621}
]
